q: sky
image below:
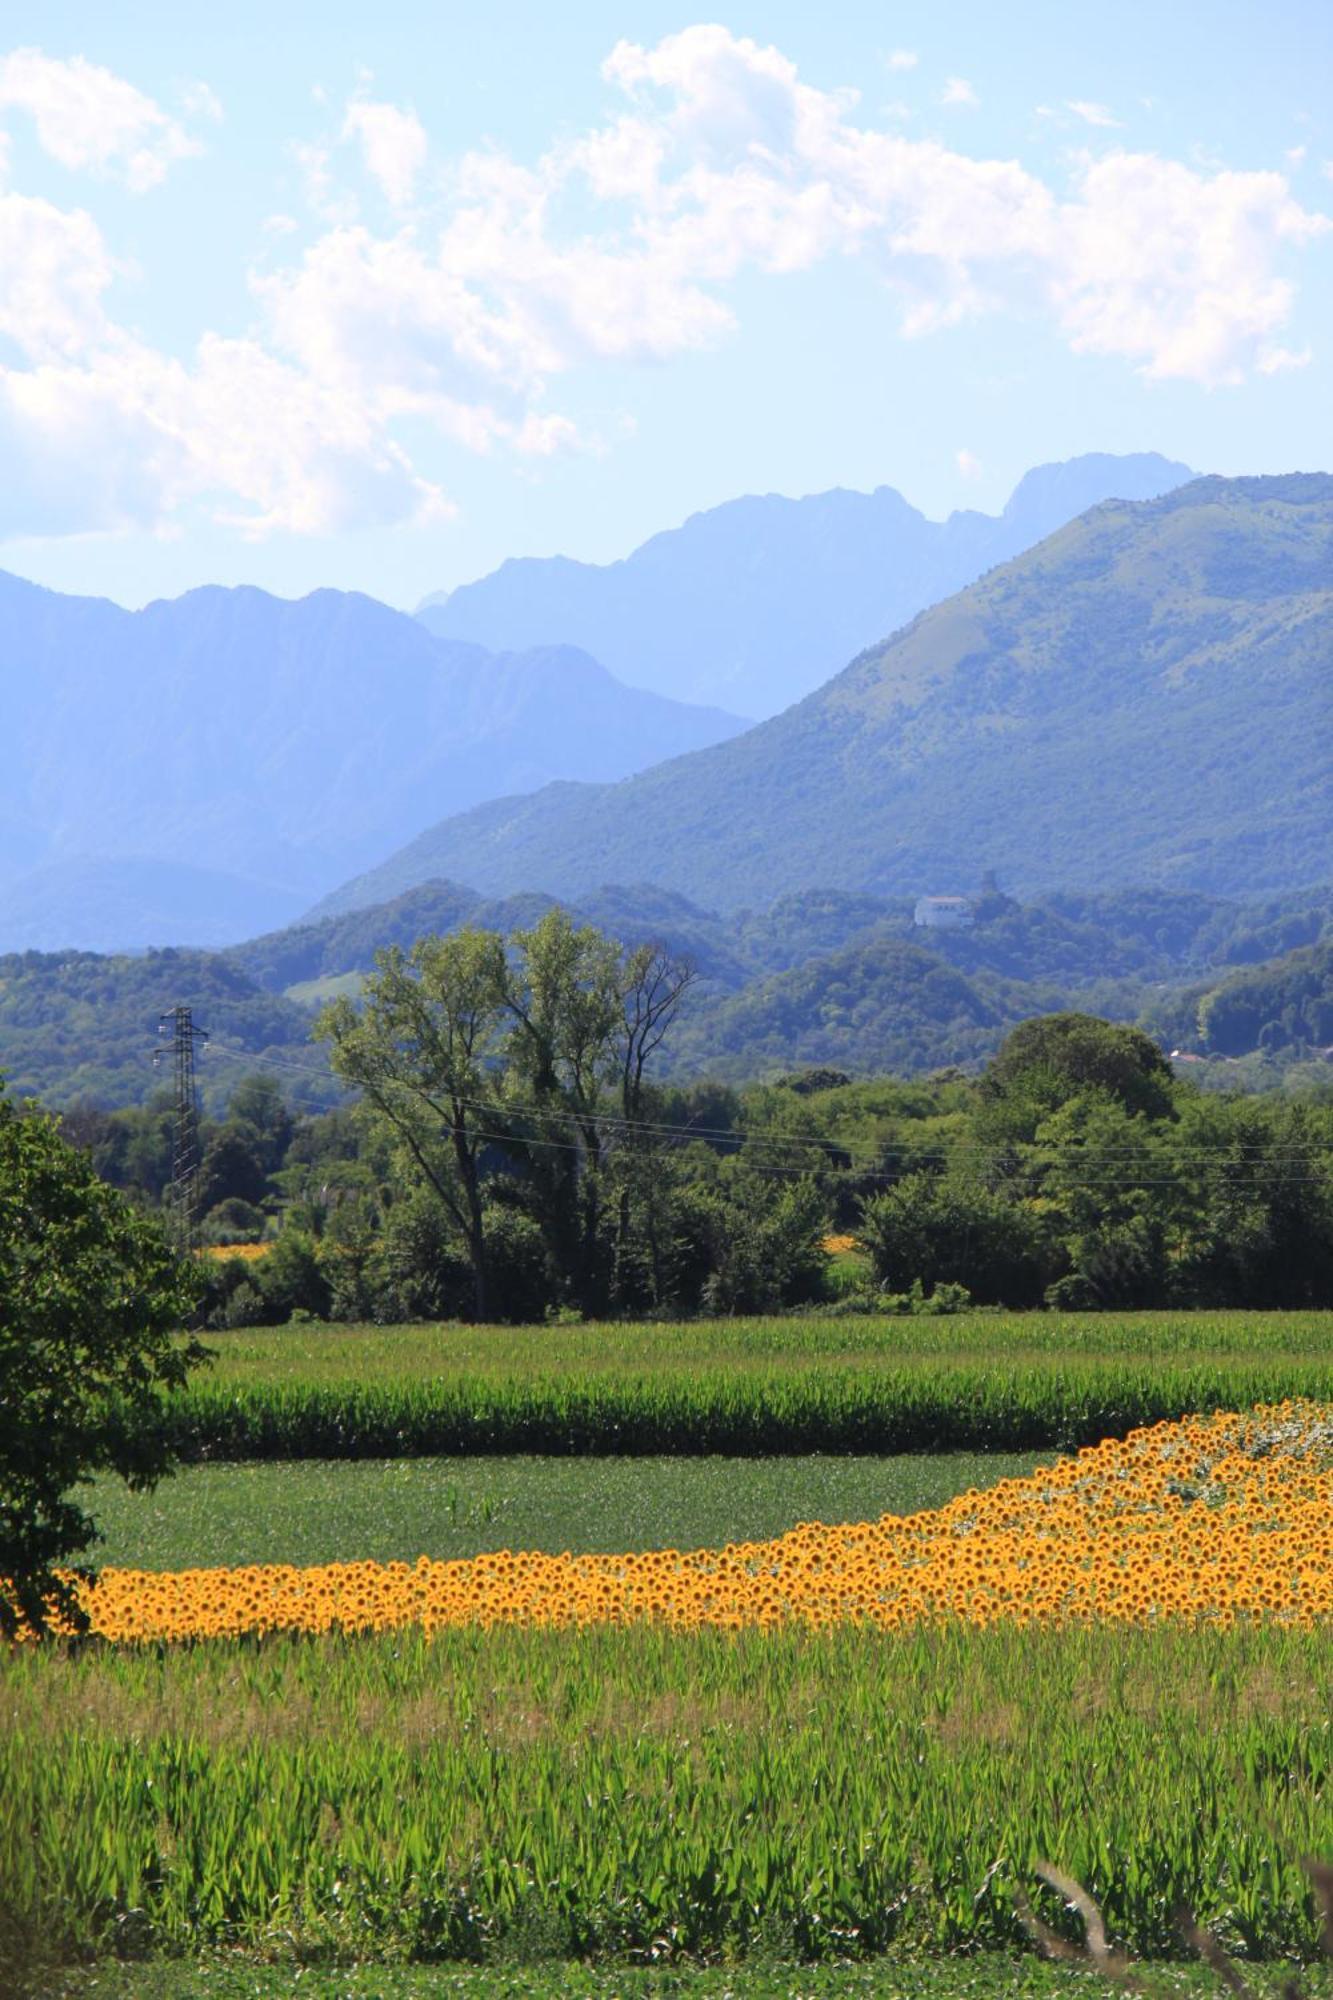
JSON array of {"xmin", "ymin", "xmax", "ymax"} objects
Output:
[{"xmin": 1, "ymin": 0, "xmax": 1330, "ymax": 611}]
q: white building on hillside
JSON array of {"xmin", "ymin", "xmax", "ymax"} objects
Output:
[{"xmin": 914, "ymin": 895, "xmax": 975, "ymax": 930}]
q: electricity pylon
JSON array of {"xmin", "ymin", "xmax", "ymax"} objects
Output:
[{"xmin": 155, "ymin": 1006, "xmax": 208, "ymax": 1251}]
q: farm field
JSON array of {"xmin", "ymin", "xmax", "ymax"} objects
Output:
[
  {"xmin": 169, "ymin": 1311, "xmax": 1333, "ymax": 1459},
  {"xmin": 27, "ymin": 1959, "xmax": 1333, "ymax": 1998},
  {"xmin": 199, "ymin": 1312, "xmax": 1333, "ymax": 1386},
  {"xmin": 15, "ymin": 1333, "xmax": 1333, "ymax": 1985},
  {"xmin": 7, "ymin": 1621, "xmax": 1333, "ymax": 1966},
  {"xmin": 86, "ymin": 1451, "xmax": 1041, "ymax": 1570}
]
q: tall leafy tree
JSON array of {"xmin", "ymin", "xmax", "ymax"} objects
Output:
[
  {"xmin": 0, "ymin": 1083, "xmax": 201, "ymax": 1638},
  {"xmin": 315, "ymin": 930, "xmax": 509, "ymax": 1319}
]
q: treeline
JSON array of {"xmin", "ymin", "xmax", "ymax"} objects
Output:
[{"xmin": 57, "ymin": 911, "xmax": 1333, "ymax": 1324}]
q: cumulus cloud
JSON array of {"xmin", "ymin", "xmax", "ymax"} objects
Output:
[
  {"xmin": 1, "ymin": 26, "xmax": 1328, "ymax": 543},
  {"xmin": 955, "ymin": 448, "xmax": 983, "ymax": 480},
  {"xmin": 342, "ymin": 97, "xmax": 428, "ymax": 207},
  {"xmin": 885, "ymin": 50, "xmax": 918, "ymax": 73},
  {"xmin": 0, "ymin": 47, "xmax": 203, "ymax": 190}
]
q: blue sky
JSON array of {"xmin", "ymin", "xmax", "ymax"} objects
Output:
[{"xmin": 1, "ymin": 0, "xmax": 1329, "ymax": 609}]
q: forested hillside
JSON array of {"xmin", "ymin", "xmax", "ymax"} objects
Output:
[
  {"xmin": 0, "ymin": 951, "xmax": 332, "ymax": 1112},
  {"xmin": 7, "ymin": 878, "xmax": 1332, "ymax": 1110},
  {"xmin": 321, "ymin": 476, "xmax": 1333, "ymax": 918}
]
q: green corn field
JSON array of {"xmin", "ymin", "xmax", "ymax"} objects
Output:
[
  {"xmin": 162, "ymin": 1307, "xmax": 1333, "ymax": 1458},
  {"xmin": 5, "ymin": 1620, "xmax": 1333, "ymax": 1967}
]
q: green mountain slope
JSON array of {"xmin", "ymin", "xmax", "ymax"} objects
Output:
[
  {"xmin": 314, "ymin": 475, "xmax": 1333, "ymax": 919},
  {"xmin": 665, "ymin": 937, "xmax": 1033, "ymax": 1080},
  {"xmin": 419, "ymin": 451, "xmax": 1192, "ymax": 717}
]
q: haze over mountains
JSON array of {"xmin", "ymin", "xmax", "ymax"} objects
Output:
[
  {"xmin": 419, "ymin": 451, "xmax": 1193, "ymax": 716},
  {"xmin": 0, "ymin": 576, "xmax": 744, "ymax": 953},
  {"xmin": 319, "ymin": 475, "xmax": 1333, "ymax": 921}
]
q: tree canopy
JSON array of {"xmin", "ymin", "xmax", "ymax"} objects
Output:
[{"xmin": 0, "ymin": 1082, "xmax": 202, "ymax": 1637}]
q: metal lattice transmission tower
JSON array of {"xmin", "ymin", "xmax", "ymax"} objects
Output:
[{"xmin": 155, "ymin": 1006, "xmax": 208, "ymax": 1250}]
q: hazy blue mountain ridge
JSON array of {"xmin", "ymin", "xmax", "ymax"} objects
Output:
[
  {"xmin": 419, "ymin": 451, "xmax": 1194, "ymax": 715},
  {"xmin": 322, "ymin": 475, "xmax": 1333, "ymax": 920},
  {"xmin": 0, "ymin": 572, "xmax": 745, "ymax": 951}
]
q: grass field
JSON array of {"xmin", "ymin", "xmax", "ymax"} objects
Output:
[
  {"xmin": 85, "ymin": 1451, "xmax": 1042, "ymax": 1570},
  {"xmin": 26, "ymin": 1959, "xmax": 1333, "ymax": 1998},
  {"xmin": 6, "ymin": 1622, "xmax": 1332, "ymax": 1966},
  {"xmin": 165, "ymin": 1312, "xmax": 1333, "ymax": 1459}
]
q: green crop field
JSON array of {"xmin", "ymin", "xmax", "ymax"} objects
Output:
[
  {"xmin": 197, "ymin": 1312, "xmax": 1333, "ymax": 1388},
  {"xmin": 6, "ymin": 1622, "xmax": 1333, "ymax": 1969},
  {"xmin": 25, "ymin": 1959, "xmax": 1333, "ymax": 1999},
  {"xmin": 85, "ymin": 1451, "xmax": 1042, "ymax": 1570},
  {"xmin": 165, "ymin": 1312, "xmax": 1333, "ymax": 1460},
  {"xmin": 17, "ymin": 1315, "xmax": 1333, "ymax": 1990}
]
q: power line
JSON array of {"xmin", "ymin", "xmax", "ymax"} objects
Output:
[
  {"xmin": 194, "ymin": 1040, "xmax": 1333, "ymax": 1177},
  {"xmin": 195, "ymin": 1038, "xmax": 1327, "ymax": 1158}
]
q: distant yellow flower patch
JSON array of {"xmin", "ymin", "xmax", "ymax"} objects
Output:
[
  {"xmin": 35, "ymin": 1402, "xmax": 1333, "ymax": 1645},
  {"xmin": 821, "ymin": 1232, "xmax": 860, "ymax": 1255},
  {"xmin": 201, "ymin": 1242, "xmax": 270, "ymax": 1261}
]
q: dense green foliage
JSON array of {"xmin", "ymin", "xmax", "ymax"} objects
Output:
[
  {"xmin": 0, "ymin": 948, "xmax": 331, "ymax": 1111},
  {"xmin": 5, "ymin": 1622, "xmax": 1333, "ymax": 1964},
  {"xmin": 196, "ymin": 1002, "xmax": 1333, "ymax": 1325},
  {"xmin": 316, "ymin": 476, "xmax": 1333, "ymax": 914},
  {"xmin": 0, "ymin": 1085, "xmax": 201, "ymax": 1634},
  {"xmin": 160, "ymin": 1312, "xmax": 1333, "ymax": 1460},
  {"xmin": 8, "ymin": 908, "xmax": 1331, "ymax": 1325},
  {"xmin": 1197, "ymin": 941, "xmax": 1333, "ymax": 1056}
]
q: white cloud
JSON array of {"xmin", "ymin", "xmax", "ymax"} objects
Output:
[
  {"xmin": 940, "ymin": 78, "xmax": 979, "ymax": 109},
  {"xmin": 885, "ymin": 50, "xmax": 918, "ymax": 73},
  {"xmin": 1285, "ymin": 144, "xmax": 1307, "ymax": 168},
  {"xmin": 1067, "ymin": 99, "xmax": 1122, "ymax": 129},
  {"xmin": 1051, "ymin": 153, "xmax": 1327, "ymax": 384},
  {"xmin": 0, "ymin": 189, "xmax": 118, "ymax": 360},
  {"xmin": 181, "ymin": 81, "xmax": 223, "ymax": 124},
  {"xmin": 955, "ymin": 448, "xmax": 983, "ymax": 480},
  {"xmin": 342, "ymin": 97, "xmax": 428, "ymax": 207},
  {"xmin": 0, "ymin": 48, "xmax": 202, "ymax": 191},
  {"xmin": 1, "ymin": 25, "xmax": 1328, "ymax": 544},
  {"xmin": 1257, "ymin": 343, "xmax": 1312, "ymax": 374}
]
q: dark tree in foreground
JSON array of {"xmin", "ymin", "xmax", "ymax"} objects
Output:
[{"xmin": 0, "ymin": 1084, "xmax": 202, "ymax": 1638}]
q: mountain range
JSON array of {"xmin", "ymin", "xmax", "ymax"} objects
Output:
[
  {"xmin": 0, "ymin": 576, "xmax": 743, "ymax": 952},
  {"xmin": 317, "ymin": 475, "xmax": 1333, "ymax": 921},
  {"xmin": 418, "ymin": 451, "xmax": 1193, "ymax": 716}
]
